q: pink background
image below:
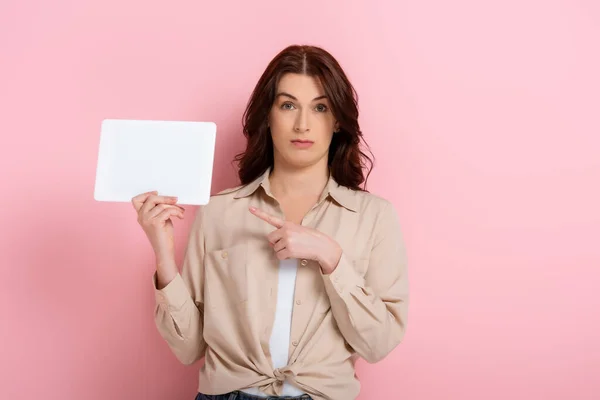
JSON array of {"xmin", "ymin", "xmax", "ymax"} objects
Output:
[{"xmin": 1, "ymin": 1, "xmax": 599, "ymax": 399}]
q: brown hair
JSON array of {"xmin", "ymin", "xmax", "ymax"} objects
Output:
[{"xmin": 233, "ymin": 44, "xmax": 374, "ymax": 191}]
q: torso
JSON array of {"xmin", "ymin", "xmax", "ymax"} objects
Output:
[
  {"xmin": 196, "ymin": 174, "xmax": 388, "ymax": 398},
  {"xmin": 239, "ymin": 193, "xmax": 319, "ymax": 397}
]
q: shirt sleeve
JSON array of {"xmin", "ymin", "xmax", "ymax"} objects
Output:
[
  {"xmin": 321, "ymin": 200, "xmax": 409, "ymax": 363},
  {"xmin": 152, "ymin": 206, "xmax": 207, "ymax": 365}
]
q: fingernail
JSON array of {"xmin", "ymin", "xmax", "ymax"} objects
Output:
[{"xmin": 249, "ymin": 207, "xmax": 256, "ymax": 212}]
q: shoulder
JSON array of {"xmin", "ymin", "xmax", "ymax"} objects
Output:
[
  {"xmin": 203, "ymin": 184, "xmax": 245, "ymax": 210},
  {"xmin": 190, "ymin": 184, "xmax": 248, "ymax": 233},
  {"xmin": 213, "ymin": 184, "xmax": 246, "ymax": 197},
  {"xmin": 197, "ymin": 183, "xmax": 251, "ymax": 222},
  {"xmin": 354, "ymin": 191, "xmax": 403, "ymax": 244},
  {"xmin": 353, "ymin": 189, "xmax": 395, "ymax": 215},
  {"xmin": 352, "ymin": 190, "xmax": 402, "ymax": 238}
]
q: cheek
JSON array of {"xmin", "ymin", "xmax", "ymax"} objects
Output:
[
  {"xmin": 319, "ymin": 135, "xmax": 334, "ymax": 153},
  {"xmin": 269, "ymin": 124, "xmax": 290, "ymax": 153},
  {"xmin": 315, "ymin": 119, "xmax": 335, "ymax": 142},
  {"xmin": 316, "ymin": 114, "xmax": 336, "ymax": 131},
  {"xmin": 269, "ymin": 126, "xmax": 287, "ymax": 146},
  {"xmin": 269, "ymin": 114, "xmax": 292, "ymax": 136}
]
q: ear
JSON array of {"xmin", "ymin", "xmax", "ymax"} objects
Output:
[{"xmin": 334, "ymin": 122, "xmax": 340, "ymax": 133}]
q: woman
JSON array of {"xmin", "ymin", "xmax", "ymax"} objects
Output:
[{"xmin": 132, "ymin": 45, "xmax": 409, "ymax": 400}]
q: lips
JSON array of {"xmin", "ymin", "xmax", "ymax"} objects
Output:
[{"xmin": 291, "ymin": 139, "xmax": 314, "ymax": 149}]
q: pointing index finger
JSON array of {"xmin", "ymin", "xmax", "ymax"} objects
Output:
[{"xmin": 249, "ymin": 207, "xmax": 284, "ymax": 228}]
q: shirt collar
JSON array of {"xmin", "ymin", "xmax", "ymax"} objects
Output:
[{"xmin": 234, "ymin": 167, "xmax": 358, "ymax": 212}]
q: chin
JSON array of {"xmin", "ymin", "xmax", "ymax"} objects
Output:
[
  {"xmin": 285, "ymin": 155, "xmax": 324, "ymax": 169},
  {"xmin": 275, "ymin": 146, "xmax": 327, "ymax": 168}
]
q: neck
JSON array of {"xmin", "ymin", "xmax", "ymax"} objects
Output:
[{"xmin": 269, "ymin": 159, "xmax": 329, "ymax": 199}]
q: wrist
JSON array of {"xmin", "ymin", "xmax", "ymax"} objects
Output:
[
  {"xmin": 155, "ymin": 253, "xmax": 178, "ymax": 289},
  {"xmin": 319, "ymin": 241, "xmax": 342, "ymax": 275},
  {"xmin": 155, "ymin": 250, "xmax": 176, "ymax": 267}
]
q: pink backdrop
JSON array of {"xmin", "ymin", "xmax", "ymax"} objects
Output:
[{"xmin": 1, "ymin": 1, "xmax": 599, "ymax": 399}]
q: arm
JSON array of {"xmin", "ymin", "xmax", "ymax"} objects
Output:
[
  {"xmin": 153, "ymin": 206, "xmax": 207, "ymax": 365},
  {"xmin": 321, "ymin": 201, "xmax": 409, "ymax": 363}
]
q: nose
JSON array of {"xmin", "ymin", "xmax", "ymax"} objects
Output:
[{"xmin": 294, "ymin": 109, "xmax": 310, "ymax": 132}]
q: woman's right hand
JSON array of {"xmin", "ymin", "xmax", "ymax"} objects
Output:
[{"xmin": 131, "ymin": 191, "xmax": 185, "ymax": 259}]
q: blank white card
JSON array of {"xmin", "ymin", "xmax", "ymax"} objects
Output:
[{"xmin": 94, "ymin": 119, "xmax": 217, "ymax": 205}]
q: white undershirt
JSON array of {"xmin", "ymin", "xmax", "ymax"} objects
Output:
[{"xmin": 241, "ymin": 258, "xmax": 306, "ymax": 397}]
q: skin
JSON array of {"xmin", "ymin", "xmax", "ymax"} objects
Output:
[
  {"xmin": 132, "ymin": 191, "xmax": 183, "ymax": 288},
  {"xmin": 132, "ymin": 73, "xmax": 343, "ymax": 290},
  {"xmin": 250, "ymin": 73, "xmax": 343, "ymax": 274}
]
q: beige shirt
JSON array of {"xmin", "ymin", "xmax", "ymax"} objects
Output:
[{"xmin": 153, "ymin": 168, "xmax": 409, "ymax": 400}]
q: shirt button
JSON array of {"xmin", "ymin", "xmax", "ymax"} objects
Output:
[
  {"xmin": 295, "ymin": 299, "xmax": 302, "ymax": 305},
  {"xmin": 292, "ymin": 340, "xmax": 298, "ymax": 346},
  {"xmin": 300, "ymin": 259, "xmax": 308, "ymax": 266},
  {"xmin": 221, "ymin": 251, "xmax": 228, "ymax": 259}
]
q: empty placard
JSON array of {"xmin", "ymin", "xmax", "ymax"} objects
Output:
[{"xmin": 94, "ymin": 119, "xmax": 216, "ymax": 205}]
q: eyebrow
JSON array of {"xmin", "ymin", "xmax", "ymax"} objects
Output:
[{"xmin": 276, "ymin": 92, "xmax": 328, "ymax": 102}]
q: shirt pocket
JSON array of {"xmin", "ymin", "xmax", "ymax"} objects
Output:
[{"xmin": 204, "ymin": 243, "xmax": 248, "ymax": 308}]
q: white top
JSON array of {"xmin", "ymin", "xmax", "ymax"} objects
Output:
[{"xmin": 241, "ymin": 258, "xmax": 306, "ymax": 397}]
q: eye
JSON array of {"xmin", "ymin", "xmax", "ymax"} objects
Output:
[
  {"xmin": 281, "ymin": 102, "xmax": 296, "ymax": 110},
  {"xmin": 315, "ymin": 104, "xmax": 328, "ymax": 112}
]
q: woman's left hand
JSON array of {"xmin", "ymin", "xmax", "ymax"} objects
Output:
[{"xmin": 249, "ymin": 206, "xmax": 342, "ymax": 274}]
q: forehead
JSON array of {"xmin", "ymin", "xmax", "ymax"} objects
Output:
[{"xmin": 276, "ymin": 73, "xmax": 325, "ymax": 100}]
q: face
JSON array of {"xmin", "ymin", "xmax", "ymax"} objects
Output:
[{"xmin": 268, "ymin": 73, "xmax": 338, "ymax": 170}]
